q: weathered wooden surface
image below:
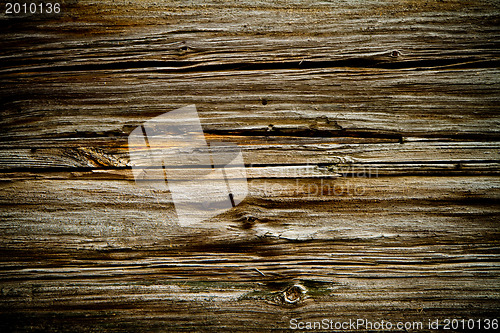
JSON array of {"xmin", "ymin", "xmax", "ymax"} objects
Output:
[{"xmin": 0, "ymin": 0, "xmax": 499, "ymax": 332}]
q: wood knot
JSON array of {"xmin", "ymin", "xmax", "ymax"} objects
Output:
[
  {"xmin": 283, "ymin": 284, "xmax": 307, "ymax": 304},
  {"xmin": 390, "ymin": 50, "xmax": 402, "ymax": 58},
  {"xmin": 242, "ymin": 214, "xmax": 257, "ymax": 229},
  {"xmin": 318, "ymin": 115, "xmax": 330, "ymax": 124},
  {"xmin": 261, "ymin": 98, "xmax": 268, "ymax": 105},
  {"xmin": 178, "ymin": 42, "xmax": 190, "ymax": 53},
  {"xmin": 317, "ymin": 115, "xmax": 342, "ymax": 130}
]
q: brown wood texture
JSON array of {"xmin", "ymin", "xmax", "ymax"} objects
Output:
[{"xmin": 0, "ymin": 0, "xmax": 499, "ymax": 332}]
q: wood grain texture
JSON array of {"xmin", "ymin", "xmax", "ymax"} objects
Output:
[{"xmin": 0, "ymin": 0, "xmax": 499, "ymax": 332}]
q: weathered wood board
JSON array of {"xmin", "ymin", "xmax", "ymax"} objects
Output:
[{"xmin": 0, "ymin": 0, "xmax": 499, "ymax": 331}]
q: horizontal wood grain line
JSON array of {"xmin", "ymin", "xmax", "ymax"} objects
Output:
[
  {"xmin": 1, "ymin": 164, "xmax": 498, "ymax": 179},
  {"xmin": 204, "ymin": 128, "xmax": 500, "ymax": 141},
  {"xmin": 3, "ymin": 56, "xmax": 498, "ymax": 75},
  {"xmin": 3, "ymin": 128, "xmax": 500, "ymax": 143}
]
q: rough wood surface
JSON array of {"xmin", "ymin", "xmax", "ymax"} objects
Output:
[{"xmin": 0, "ymin": 0, "xmax": 499, "ymax": 332}]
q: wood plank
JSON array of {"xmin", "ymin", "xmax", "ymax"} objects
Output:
[
  {"xmin": 1, "ymin": 68, "xmax": 499, "ymax": 142},
  {"xmin": 0, "ymin": 174, "xmax": 498, "ymax": 243},
  {"xmin": 0, "ymin": 141, "xmax": 498, "ymax": 176}
]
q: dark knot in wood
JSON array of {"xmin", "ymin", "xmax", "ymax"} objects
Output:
[
  {"xmin": 283, "ymin": 284, "xmax": 307, "ymax": 304},
  {"xmin": 390, "ymin": 50, "xmax": 402, "ymax": 58}
]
